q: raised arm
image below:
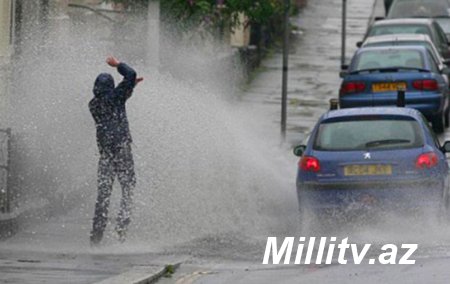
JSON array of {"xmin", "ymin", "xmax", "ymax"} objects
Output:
[{"xmin": 106, "ymin": 56, "xmax": 138, "ymax": 101}]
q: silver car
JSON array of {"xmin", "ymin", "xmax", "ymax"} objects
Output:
[
  {"xmin": 363, "ymin": 19, "xmax": 450, "ymax": 59},
  {"xmin": 358, "ymin": 34, "xmax": 450, "ymax": 71}
]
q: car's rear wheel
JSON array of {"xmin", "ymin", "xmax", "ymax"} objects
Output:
[
  {"xmin": 432, "ymin": 114, "xmax": 445, "ymax": 134},
  {"xmin": 439, "ymin": 200, "xmax": 450, "ymax": 225},
  {"xmin": 443, "ymin": 184, "xmax": 450, "ymax": 212},
  {"xmin": 437, "ymin": 183, "xmax": 450, "ymax": 224}
]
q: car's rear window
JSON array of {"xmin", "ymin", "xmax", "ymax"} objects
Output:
[
  {"xmin": 365, "ymin": 41, "xmax": 440, "ymax": 64},
  {"xmin": 354, "ymin": 49, "xmax": 424, "ymax": 70},
  {"xmin": 368, "ymin": 24, "xmax": 431, "ymax": 38},
  {"xmin": 313, "ymin": 117, "xmax": 424, "ymax": 151}
]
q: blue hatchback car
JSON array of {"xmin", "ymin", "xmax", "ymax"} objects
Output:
[
  {"xmin": 339, "ymin": 46, "xmax": 450, "ymax": 133},
  {"xmin": 294, "ymin": 107, "xmax": 450, "ymax": 216}
]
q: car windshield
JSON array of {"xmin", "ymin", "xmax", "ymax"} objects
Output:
[
  {"xmin": 313, "ymin": 117, "xmax": 424, "ymax": 151},
  {"xmin": 353, "ymin": 49, "xmax": 425, "ymax": 70},
  {"xmin": 368, "ymin": 24, "xmax": 432, "ymax": 38},
  {"xmin": 388, "ymin": 0, "xmax": 449, "ymax": 18}
]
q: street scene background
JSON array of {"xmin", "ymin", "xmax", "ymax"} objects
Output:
[{"xmin": 1, "ymin": 0, "xmax": 450, "ymax": 283}]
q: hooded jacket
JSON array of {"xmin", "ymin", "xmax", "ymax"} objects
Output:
[{"xmin": 89, "ymin": 63, "xmax": 137, "ymax": 153}]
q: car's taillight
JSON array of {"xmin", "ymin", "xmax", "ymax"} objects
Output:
[
  {"xmin": 299, "ymin": 156, "xmax": 321, "ymax": 172},
  {"xmin": 340, "ymin": 81, "xmax": 366, "ymax": 95},
  {"xmin": 416, "ymin": 152, "xmax": 439, "ymax": 169},
  {"xmin": 412, "ymin": 79, "xmax": 438, "ymax": 91}
]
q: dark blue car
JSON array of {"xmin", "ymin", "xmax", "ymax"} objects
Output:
[
  {"xmin": 294, "ymin": 107, "xmax": 450, "ymax": 218},
  {"xmin": 339, "ymin": 46, "xmax": 450, "ymax": 133}
]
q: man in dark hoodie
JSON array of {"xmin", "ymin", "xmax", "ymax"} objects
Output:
[{"xmin": 89, "ymin": 56, "xmax": 143, "ymax": 245}]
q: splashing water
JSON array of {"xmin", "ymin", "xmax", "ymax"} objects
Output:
[
  {"xmin": 4, "ymin": 6, "xmax": 450, "ymax": 265},
  {"xmin": 3, "ymin": 8, "xmax": 299, "ymax": 254}
]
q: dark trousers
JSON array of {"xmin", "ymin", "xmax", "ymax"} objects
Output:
[{"xmin": 91, "ymin": 143, "xmax": 136, "ymax": 238}]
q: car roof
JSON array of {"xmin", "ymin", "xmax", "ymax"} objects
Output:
[
  {"xmin": 363, "ymin": 34, "xmax": 432, "ymax": 44},
  {"xmin": 322, "ymin": 107, "xmax": 423, "ymax": 121},
  {"xmin": 355, "ymin": 45, "xmax": 429, "ymax": 54},
  {"xmin": 392, "ymin": 0, "xmax": 449, "ymax": 4},
  {"xmin": 372, "ymin": 18, "xmax": 434, "ymax": 26}
]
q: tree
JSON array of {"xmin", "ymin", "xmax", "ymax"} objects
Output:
[{"xmin": 160, "ymin": 0, "xmax": 285, "ymax": 35}]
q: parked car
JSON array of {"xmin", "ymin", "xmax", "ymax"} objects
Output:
[
  {"xmin": 358, "ymin": 34, "xmax": 448, "ymax": 71},
  {"xmin": 386, "ymin": 0, "xmax": 450, "ymax": 42},
  {"xmin": 387, "ymin": 0, "xmax": 450, "ymax": 19},
  {"xmin": 294, "ymin": 107, "xmax": 450, "ymax": 220},
  {"xmin": 363, "ymin": 18, "xmax": 450, "ymax": 59},
  {"xmin": 340, "ymin": 45, "xmax": 450, "ymax": 133}
]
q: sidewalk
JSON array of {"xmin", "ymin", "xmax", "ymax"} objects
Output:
[
  {"xmin": 0, "ymin": 247, "xmax": 181, "ymax": 284},
  {"xmin": 241, "ymin": 0, "xmax": 382, "ymax": 145}
]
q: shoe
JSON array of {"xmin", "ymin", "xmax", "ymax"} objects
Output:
[
  {"xmin": 115, "ymin": 227, "xmax": 127, "ymax": 243},
  {"xmin": 90, "ymin": 231, "xmax": 103, "ymax": 247}
]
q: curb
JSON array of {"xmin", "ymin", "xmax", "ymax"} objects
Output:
[{"xmin": 94, "ymin": 262, "xmax": 181, "ymax": 284}]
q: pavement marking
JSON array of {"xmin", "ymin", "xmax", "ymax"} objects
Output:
[
  {"xmin": 175, "ymin": 271, "xmax": 214, "ymax": 284},
  {"xmin": 94, "ymin": 263, "xmax": 181, "ymax": 284},
  {"xmin": 93, "ymin": 266, "xmax": 165, "ymax": 284}
]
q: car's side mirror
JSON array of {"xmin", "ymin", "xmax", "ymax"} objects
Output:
[
  {"xmin": 442, "ymin": 141, "xmax": 450, "ymax": 153},
  {"xmin": 374, "ymin": 16, "xmax": 385, "ymax": 21},
  {"xmin": 443, "ymin": 59, "xmax": 450, "ymax": 67},
  {"xmin": 356, "ymin": 41, "xmax": 363, "ymax": 48},
  {"xmin": 443, "ymin": 67, "xmax": 450, "ymax": 75},
  {"xmin": 293, "ymin": 145, "xmax": 307, "ymax": 157}
]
